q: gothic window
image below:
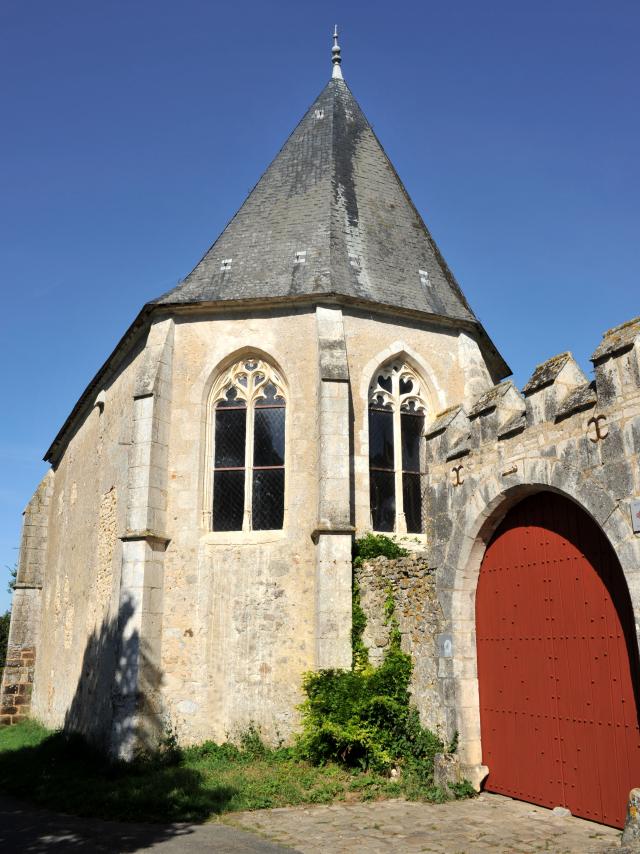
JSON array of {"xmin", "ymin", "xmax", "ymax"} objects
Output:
[
  {"xmin": 211, "ymin": 358, "xmax": 286, "ymax": 531},
  {"xmin": 369, "ymin": 361, "xmax": 426, "ymax": 534}
]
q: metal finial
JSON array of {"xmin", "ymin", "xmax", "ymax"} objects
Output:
[{"xmin": 332, "ymin": 25, "xmax": 343, "ymax": 79}]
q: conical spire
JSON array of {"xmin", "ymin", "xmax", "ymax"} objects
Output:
[{"xmin": 154, "ymin": 67, "xmax": 508, "ymax": 377}]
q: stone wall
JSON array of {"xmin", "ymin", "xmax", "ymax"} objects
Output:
[
  {"xmin": 5, "ymin": 298, "xmax": 499, "ymax": 752},
  {"xmin": 158, "ymin": 304, "xmax": 495, "ymax": 746},
  {"xmin": 0, "ymin": 471, "xmax": 54, "ymax": 724},
  {"xmin": 356, "ymin": 553, "xmax": 446, "ymax": 737},
  {"xmin": 159, "ymin": 308, "xmax": 322, "ymax": 746},
  {"xmin": 12, "ymin": 307, "xmax": 638, "ymax": 773},
  {"xmin": 27, "ymin": 341, "xmax": 143, "ymax": 747}
]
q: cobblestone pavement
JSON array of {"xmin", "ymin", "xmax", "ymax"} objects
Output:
[{"xmin": 227, "ymin": 794, "xmax": 623, "ymax": 854}]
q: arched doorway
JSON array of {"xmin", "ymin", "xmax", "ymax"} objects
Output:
[{"xmin": 476, "ymin": 491, "xmax": 640, "ymax": 828}]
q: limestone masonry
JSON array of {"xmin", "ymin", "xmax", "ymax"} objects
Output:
[{"xmin": 2, "ymin": 39, "xmax": 639, "ymax": 823}]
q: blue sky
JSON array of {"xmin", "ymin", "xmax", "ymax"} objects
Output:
[{"xmin": 0, "ymin": 1, "xmax": 637, "ymax": 612}]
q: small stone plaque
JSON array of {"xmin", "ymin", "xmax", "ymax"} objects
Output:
[
  {"xmin": 438, "ymin": 633, "xmax": 453, "ymax": 658},
  {"xmin": 631, "ymin": 500, "xmax": 640, "ymax": 534}
]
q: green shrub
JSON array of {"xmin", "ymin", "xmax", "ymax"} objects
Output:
[
  {"xmin": 296, "ymin": 579, "xmax": 444, "ymax": 778},
  {"xmin": 352, "ymin": 534, "xmax": 408, "ymax": 566}
]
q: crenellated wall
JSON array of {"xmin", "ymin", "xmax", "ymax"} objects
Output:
[{"xmin": 420, "ymin": 315, "xmax": 640, "ymax": 788}]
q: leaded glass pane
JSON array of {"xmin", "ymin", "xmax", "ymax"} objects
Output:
[
  {"xmin": 401, "ymin": 412, "xmax": 424, "ymax": 473},
  {"xmin": 214, "ymin": 408, "xmax": 246, "ymax": 468},
  {"xmin": 252, "ymin": 469, "xmax": 285, "ymax": 530},
  {"xmin": 369, "ymin": 410, "xmax": 394, "ymax": 470},
  {"xmin": 253, "ymin": 407, "xmax": 285, "ymax": 467},
  {"xmin": 212, "ymin": 469, "xmax": 244, "ymax": 531},
  {"xmin": 370, "ymin": 470, "xmax": 395, "ymax": 532},
  {"xmin": 403, "ymin": 472, "xmax": 422, "ymax": 534}
]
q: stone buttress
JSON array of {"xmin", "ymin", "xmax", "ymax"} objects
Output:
[
  {"xmin": 314, "ymin": 306, "xmax": 353, "ymax": 669},
  {"xmin": 110, "ymin": 318, "xmax": 174, "ymax": 759}
]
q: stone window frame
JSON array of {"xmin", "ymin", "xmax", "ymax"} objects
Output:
[
  {"xmin": 202, "ymin": 355, "xmax": 288, "ymax": 534},
  {"xmin": 368, "ymin": 358, "xmax": 429, "ymax": 535}
]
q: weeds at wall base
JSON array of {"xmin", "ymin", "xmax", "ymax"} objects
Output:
[{"xmin": 0, "ymin": 720, "xmax": 468, "ymax": 822}]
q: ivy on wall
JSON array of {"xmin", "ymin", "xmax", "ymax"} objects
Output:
[{"xmin": 296, "ymin": 536, "xmax": 445, "ymax": 782}]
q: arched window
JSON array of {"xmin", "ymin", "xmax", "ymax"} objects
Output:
[
  {"xmin": 211, "ymin": 357, "xmax": 286, "ymax": 531},
  {"xmin": 368, "ymin": 361, "xmax": 427, "ymax": 534}
]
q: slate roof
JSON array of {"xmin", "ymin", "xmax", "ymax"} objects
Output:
[{"xmin": 155, "ymin": 78, "xmax": 500, "ymax": 339}]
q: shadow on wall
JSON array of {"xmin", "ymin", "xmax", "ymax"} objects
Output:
[
  {"xmin": 0, "ymin": 596, "xmax": 239, "ymax": 838},
  {"xmin": 63, "ymin": 594, "xmax": 164, "ymax": 756},
  {"xmin": 63, "ymin": 596, "xmax": 131, "ymax": 752}
]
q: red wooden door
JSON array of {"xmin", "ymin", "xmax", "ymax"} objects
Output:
[{"xmin": 476, "ymin": 492, "xmax": 640, "ymax": 828}]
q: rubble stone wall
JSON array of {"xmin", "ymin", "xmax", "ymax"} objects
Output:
[{"xmin": 356, "ymin": 554, "xmax": 446, "ymax": 737}]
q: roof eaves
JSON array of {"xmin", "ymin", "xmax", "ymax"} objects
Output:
[{"xmin": 45, "ymin": 290, "xmax": 510, "ymax": 466}]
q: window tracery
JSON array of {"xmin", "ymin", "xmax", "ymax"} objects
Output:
[
  {"xmin": 368, "ymin": 361, "xmax": 427, "ymax": 534},
  {"xmin": 210, "ymin": 358, "xmax": 286, "ymax": 531}
]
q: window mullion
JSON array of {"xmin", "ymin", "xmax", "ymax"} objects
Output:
[
  {"xmin": 392, "ymin": 375, "xmax": 406, "ymax": 534},
  {"xmin": 243, "ymin": 401, "xmax": 254, "ymax": 531}
]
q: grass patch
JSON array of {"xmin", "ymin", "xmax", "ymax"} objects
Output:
[{"xmin": 0, "ymin": 721, "xmax": 468, "ymax": 823}]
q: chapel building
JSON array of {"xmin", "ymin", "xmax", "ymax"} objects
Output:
[{"xmin": 4, "ymin": 31, "xmax": 640, "ymax": 831}]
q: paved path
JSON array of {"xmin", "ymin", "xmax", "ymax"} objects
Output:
[
  {"xmin": 0, "ymin": 795, "xmax": 293, "ymax": 853},
  {"xmin": 228, "ymin": 794, "xmax": 623, "ymax": 854},
  {"xmin": 0, "ymin": 792, "xmax": 627, "ymax": 853}
]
